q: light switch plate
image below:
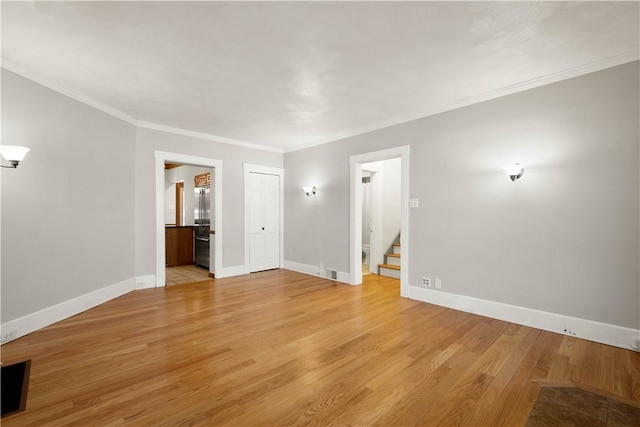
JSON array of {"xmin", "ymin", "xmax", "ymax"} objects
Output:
[{"xmin": 409, "ymin": 198, "xmax": 419, "ymax": 208}]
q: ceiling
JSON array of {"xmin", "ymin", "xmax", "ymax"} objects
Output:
[{"xmin": 2, "ymin": 1, "xmax": 638, "ymax": 152}]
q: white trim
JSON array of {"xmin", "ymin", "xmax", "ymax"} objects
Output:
[
  {"xmin": 1, "ymin": 278, "xmax": 134, "ymax": 344},
  {"xmin": 243, "ymin": 163, "xmax": 285, "ymax": 273},
  {"xmin": 216, "ymin": 265, "xmax": 251, "ymax": 279},
  {"xmin": 155, "ymin": 151, "xmax": 223, "ymax": 287},
  {"xmin": 283, "ymin": 260, "xmax": 319, "ymax": 277},
  {"xmin": 351, "ymin": 163, "xmax": 363, "ymax": 284},
  {"xmin": 138, "ymin": 121, "xmax": 282, "ymax": 153},
  {"xmin": 1, "ymin": 57, "xmax": 138, "ymax": 125},
  {"xmin": 409, "ymin": 286, "xmax": 640, "ymax": 352},
  {"xmin": 283, "ymin": 260, "xmax": 350, "ymax": 285},
  {"xmin": 282, "ymin": 50, "xmax": 640, "ymax": 153},
  {"xmin": 350, "ymin": 146, "xmax": 410, "ymax": 297},
  {"xmin": 454, "ymin": 49, "xmax": 640, "ymax": 107},
  {"xmin": 134, "ymin": 275, "xmax": 156, "ymax": 290},
  {"xmin": 335, "ymin": 270, "xmax": 350, "ymax": 284},
  {"xmin": 243, "ymin": 164, "xmax": 286, "ymax": 176}
]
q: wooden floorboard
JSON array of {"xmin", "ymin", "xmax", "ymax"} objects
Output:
[{"xmin": 1, "ymin": 269, "xmax": 638, "ymax": 426}]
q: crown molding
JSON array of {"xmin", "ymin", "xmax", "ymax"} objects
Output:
[
  {"xmin": 137, "ymin": 121, "xmax": 282, "ymax": 153},
  {"xmin": 453, "ymin": 49, "xmax": 640, "ymax": 107},
  {"xmin": 1, "ymin": 57, "xmax": 139, "ymax": 126},
  {"xmin": 1, "ymin": 57, "xmax": 281, "ymax": 154},
  {"xmin": 4, "ymin": 49, "xmax": 637, "ymax": 156},
  {"xmin": 282, "ymin": 49, "xmax": 640, "ymax": 153}
]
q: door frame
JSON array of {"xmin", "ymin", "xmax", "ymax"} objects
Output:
[
  {"xmin": 155, "ymin": 151, "xmax": 222, "ymax": 287},
  {"xmin": 243, "ymin": 164, "xmax": 284, "ymax": 271},
  {"xmin": 349, "ymin": 146, "xmax": 410, "ymax": 297}
]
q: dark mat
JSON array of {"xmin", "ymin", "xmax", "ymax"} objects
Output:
[
  {"xmin": 526, "ymin": 386, "xmax": 640, "ymax": 427},
  {"xmin": 1, "ymin": 360, "xmax": 31, "ymax": 417}
]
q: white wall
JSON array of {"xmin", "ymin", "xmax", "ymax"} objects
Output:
[
  {"xmin": 1, "ymin": 69, "xmax": 136, "ymax": 323},
  {"xmin": 165, "ymin": 165, "xmax": 211, "ymax": 226},
  {"xmin": 284, "ymin": 61, "xmax": 639, "ymax": 330},
  {"xmin": 134, "ymin": 127, "xmax": 282, "ymax": 276},
  {"xmin": 164, "ymin": 182, "xmax": 177, "ymax": 224},
  {"xmin": 361, "ymin": 171, "xmax": 371, "ymax": 247},
  {"xmin": 283, "ymin": 145, "xmax": 350, "ymax": 273},
  {"xmin": 381, "ymin": 157, "xmax": 401, "ymax": 254}
]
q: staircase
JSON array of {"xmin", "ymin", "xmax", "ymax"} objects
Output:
[{"xmin": 379, "ymin": 242, "xmax": 401, "ymax": 279}]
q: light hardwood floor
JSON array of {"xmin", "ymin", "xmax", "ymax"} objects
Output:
[
  {"xmin": 166, "ymin": 264, "xmax": 210, "ymax": 285},
  {"xmin": 1, "ymin": 270, "xmax": 638, "ymax": 426}
]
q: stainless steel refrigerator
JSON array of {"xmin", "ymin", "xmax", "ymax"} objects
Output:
[{"xmin": 194, "ymin": 185, "xmax": 211, "ymax": 268}]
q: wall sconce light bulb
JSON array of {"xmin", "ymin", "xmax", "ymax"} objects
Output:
[
  {"xmin": 303, "ymin": 186, "xmax": 317, "ymax": 196},
  {"xmin": 0, "ymin": 145, "xmax": 30, "ymax": 168},
  {"xmin": 503, "ymin": 163, "xmax": 524, "ymax": 181}
]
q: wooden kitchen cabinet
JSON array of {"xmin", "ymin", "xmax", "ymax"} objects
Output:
[{"xmin": 165, "ymin": 226, "xmax": 194, "ymax": 267}]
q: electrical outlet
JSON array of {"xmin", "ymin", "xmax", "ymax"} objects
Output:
[
  {"xmin": 2, "ymin": 330, "xmax": 17, "ymax": 343},
  {"xmin": 421, "ymin": 277, "xmax": 431, "ymax": 288},
  {"xmin": 135, "ymin": 280, "xmax": 145, "ymax": 289},
  {"xmin": 435, "ymin": 278, "xmax": 442, "ymax": 289},
  {"xmin": 562, "ymin": 328, "xmax": 577, "ymax": 336}
]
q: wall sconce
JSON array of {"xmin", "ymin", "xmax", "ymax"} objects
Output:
[
  {"xmin": 503, "ymin": 163, "xmax": 524, "ymax": 181},
  {"xmin": 0, "ymin": 146, "xmax": 30, "ymax": 169},
  {"xmin": 303, "ymin": 186, "xmax": 317, "ymax": 196}
]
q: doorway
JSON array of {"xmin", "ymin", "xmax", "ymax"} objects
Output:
[
  {"xmin": 362, "ymin": 158, "xmax": 402, "ymax": 281},
  {"xmin": 154, "ymin": 151, "xmax": 222, "ymax": 287},
  {"xmin": 163, "ymin": 163, "xmax": 212, "ymax": 284},
  {"xmin": 360, "ymin": 166, "xmax": 383, "ymax": 277},
  {"xmin": 349, "ymin": 146, "xmax": 410, "ymax": 297}
]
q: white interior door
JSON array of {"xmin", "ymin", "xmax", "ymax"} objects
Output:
[
  {"xmin": 263, "ymin": 174, "xmax": 280, "ymax": 269},
  {"xmin": 249, "ymin": 172, "xmax": 280, "ymax": 272}
]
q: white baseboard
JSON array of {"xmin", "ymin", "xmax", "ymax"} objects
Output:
[
  {"xmin": 217, "ymin": 264, "xmax": 251, "ymax": 278},
  {"xmin": 283, "ymin": 260, "xmax": 318, "ymax": 276},
  {"xmin": 135, "ymin": 275, "xmax": 156, "ymax": 289},
  {"xmin": 335, "ymin": 270, "xmax": 351, "ymax": 284},
  {"xmin": 1, "ymin": 278, "xmax": 134, "ymax": 344},
  {"xmin": 409, "ymin": 286, "xmax": 640, "ymax": 352},
  {"xmin": 283, "ymin": 260, "xmax": 350, "ymax": 284}
]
